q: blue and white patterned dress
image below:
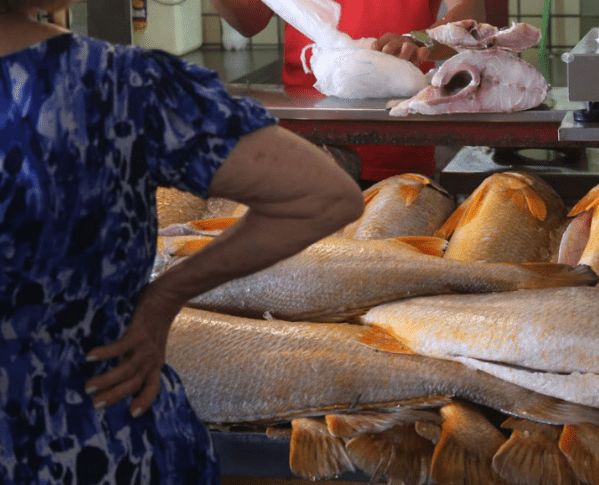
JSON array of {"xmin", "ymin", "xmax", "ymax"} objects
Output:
[{"xmin": 0, "ymin": 33, "xmax": 276, "ymax": 484}]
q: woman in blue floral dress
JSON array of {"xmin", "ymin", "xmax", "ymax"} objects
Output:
[{"xmin": 0, "ymin": 2, "xmax": 364, "ymax": 483}]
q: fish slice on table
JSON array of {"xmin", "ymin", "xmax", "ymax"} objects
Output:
[
  {"xmin": 388, "ymin": 48, "xmax": 549, "ymax": 116},
  {"xmin": 427, "ymin": 20, "xmax": 541, "ymax": 52},
  {"xmin": 153, "ymin": 234, "xmax": 597, "ymax": 322},
  {"xmin": 559, "ymin": 184, "xmax": 599, "ymax": 275},
  {"xmin": 436, "ymin": 171, "xmax": 566, "ymax": 263},
  {"xmin": 166, "ymin": 308, "xmax": 599, "ymax": 426},
  {"xmin": 339, "ymin": 174, "xmax": 455, "ymax": 239}
]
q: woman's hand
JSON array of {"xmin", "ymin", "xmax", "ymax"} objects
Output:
[
  {"xmin": 84, "ymin": 283, "xmax": 182, "ymax": 417},
  {"xmin": 371, "ymin": 33, "xmax": 430, "ymax": 66}
]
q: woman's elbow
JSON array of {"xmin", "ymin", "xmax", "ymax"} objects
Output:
[{"xmin": 316, "ymin": 181, "xmax": 365, "ymax": 234}]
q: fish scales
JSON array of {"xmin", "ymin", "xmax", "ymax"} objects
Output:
[{"xmin": 166, "ymin": 308, "xmax": 599, "ymax": 425}]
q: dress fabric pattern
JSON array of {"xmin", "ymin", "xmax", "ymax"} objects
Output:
[{"xmin": 0, "ymin": 34, "xmax": 276, "ymax": 484}]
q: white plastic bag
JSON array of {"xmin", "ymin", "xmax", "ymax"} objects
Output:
[{"xmin": 261, "ymin": 0, "xmax": 427, "ymax": 99}]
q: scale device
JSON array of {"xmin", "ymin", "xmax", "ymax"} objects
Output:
[{"xmin": 559, "ymin": 27, "xmax": 599, "ymax": 142}]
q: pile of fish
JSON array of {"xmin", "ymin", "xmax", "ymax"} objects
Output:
[
  {"xmin": 156, "ymin": 172, "xmax": 599, "ymax": 484},
  {"xmin": 388, "ymin": 20, "xmax": 549, "ymax": 116}
]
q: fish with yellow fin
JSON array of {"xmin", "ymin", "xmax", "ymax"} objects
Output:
[
  {"xmin": 360, "ymin": 287, "xmax": 599, "ymax": 407},
  {"xmin": 155, "ymin": 234, "xmax": 596, "ymax": 322},
  {"xmin": 559, "ymin": 184, "xmax": 599, "ymax": 275},
  {"xmin": 340, "ymin": 174, "xmax": 455, "ymax": 239},
  {"xmin": 437, "ymin": 171, "xmax": 566, "ymax": 262}
]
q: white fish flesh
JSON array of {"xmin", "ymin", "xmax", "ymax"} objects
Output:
[{"xmin": 389, "ymin": 49, "xmax": 548, "ymax": 116}]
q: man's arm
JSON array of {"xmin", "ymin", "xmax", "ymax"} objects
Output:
[
  {"xmin": 372, "ymin": 0, "xmax": 486, "ymax": 64},
  {"xmin": 211, "ymin": 0, "xmax": 274, "ymax": 37}
]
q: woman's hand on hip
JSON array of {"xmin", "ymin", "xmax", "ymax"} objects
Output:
[{"xmin": 84, "ymin": 283, "xmax": 182, "ymax": 418}]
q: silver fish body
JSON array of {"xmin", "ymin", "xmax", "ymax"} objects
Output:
[
  {"xmin": 165, "ymin": 309, "xmax": 599, "ymax": 425},
  {"xmin": 179, "ymin": 237, "xmax": 595, "ymax": 321}
]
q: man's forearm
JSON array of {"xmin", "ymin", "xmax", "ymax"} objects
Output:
[{"xmin": 211, "ymin": 0, "xmax": 274, "ymax": 37}]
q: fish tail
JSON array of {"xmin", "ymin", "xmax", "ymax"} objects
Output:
[
  {"xmin": 517, "ymin": 262, "xmax": 598, "ymax": 288},
  {"xmin": 346, "ymin": 425, "xmax": 433, "ymax": 485},
  {"xmin": 559, "ymin": 424, "xmax": 599, "ymax": 485},
  {"xmin": 492, "ymin": 421, "xmax": 577, "ymax": 485},
  {"xmin": 289, "ymin": 418, "xmax": 354, "ymax": 480}
]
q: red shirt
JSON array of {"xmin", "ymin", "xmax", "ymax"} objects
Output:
[{"xmin": 282, "ymin": 0, "xmax": 441, "ymax": 180}]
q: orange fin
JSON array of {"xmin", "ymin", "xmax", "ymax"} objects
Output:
[
  {"xmin": 399, "ymin": 173, "xmax": 432, "ymax": 186},
  {"xmin": 435, "ymin": 179, "xmax": 493, "ymax": 239},
  {"xmin": 289, "ymin": 418, "xmax": 354, "ymax": 481},
  {"xmin": 326, "ymin": 409, "xmax": 441, "ymax": 438},
  {"xmin": 431, "ymin": 402, "xmax": 507, "ymax": 485},
  {"xmin": 174, "ymin": 238, "xmax": 214, "ymax": 257},
  {"xmin": 395, "ymin": 236, "xmax": 448, "ymax": 257},
  {"xmin": 346, "ymin": 424, "xmax": 434, "ymax": 485},
  {"xmin": 399, "ymin": 183, "xmax": 424, "ymax": 207},
  {"xmin": 493, "ymin": 418, "xmax": 577, "ymax": 485},
  {"xmin": 363, "ymin": 187, "xmax": 381, "ymax": 206},
  {"xmin": 559, "ymin": 424, "xmax": 599, "ymax": 485},
  {"xmin": 568, "ymin": 185, "xmax": 599, "ymax": 217},
  {"xmin": 506, "ymin": 188, "xmax": 547, "ymax": 222},
  {"xmin": 359, "ymin": 326, "xmax": 415, "ymax": 354},
  {"xmin": 188, "ymin": 216, "xmax": 239, "ymax": 231}
]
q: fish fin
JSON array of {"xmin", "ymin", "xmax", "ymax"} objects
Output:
[
  {"xmin": 359, "ymin": 326, "xmax": 415, "ymax": 354},
  {"xmin": 394, "ymin": 236, "xmax": 448, "ymax": 257},
  {"xmin": 326, "ymin": 409, "xmax": 441, "ymax": 438},
  {"xmin": 431, "ymin": 426, "xmax": 507, "ymax": 485},
  {"xmin": 399, "ymin": 184, "xmax": 424, "ymax": 207},
  {"xmin": 559, "ymin": 424, "xmax": 599, "ymax": 485},
  {"xmin": 493, "ymin": 419, "xmax": 577, "ymax": 485},
  {"xmin": 399, "ymin": 173, "xmax": 432, "ymax": 186},
  {"xmin": 173, "ymin": 238, "xmax": 213, "ymax": 257},
  {"xmin": 289, "ymin": 418, "xmax": 355, "ymax": 480},
  {"xmin": 568, "ymin": 186, "xmax": 599, "ymax": 218},
  {"xmin": 188, "ymin": 216, "xmax": 239, "ymax": 231},
  {"xmin": 506, "ymin": 188, "xmax": 547, "ymax": 221},
  {"xmin": 346, "ymin": 425, "xmax": 433, "ymax": 485},
  {"xmin": 415, "ymin": 420, "xmax": 442, "ymax": 444},
  {"xmin": 432, "ymin": 402, "xmax": 507, "ymax": 485},
  {"xmin": 436, "ymin": 177, "xmax": 491, "ymax": 239},
  {"xmin": 512, "ymin": 393, "xmax": 599, "ymax": 427},
  {"xmin": 363, "ymin": 187, "xmax": 381, "ymax": 206}
]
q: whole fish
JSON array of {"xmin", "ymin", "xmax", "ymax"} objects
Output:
[
  {"xmin": 360, "ymin": 287, "xmax": 599, "ymax": 375},
  {"xmin": 559, "ymin": 184, "xmax": 599, "ymax": 275},
  {"xmin": 165, "ymin": 308, "xmax": 599, "ymax": 426},
  {"xmin": 427, "ymin": 20, "xmax": 541, "ymax": 52},
  {"xmin": 164, "ymin": 236, "xmax": 596, "ymax": 322},
  {"xmin": 340, "ymin": 174, "xmax": 455, "ymax": 239},
  {"xmin": 437, "ymin": 172, "xmax": 566, "ymax": 263},
  {"xmin": 388, "ymin": 49, "xmax": 548, "ymax": 116}
]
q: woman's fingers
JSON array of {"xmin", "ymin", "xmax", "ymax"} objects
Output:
[
  {"xmin": 91, "ymin": 372, "xmax": 146, "ymax": 410},
  {"xmin": 86, "ymin": 331, "xmax": 138, "ymax": 362},
  {"xmin": 129, "ymin": 369, "xmax": 162, "ymax": 417}
]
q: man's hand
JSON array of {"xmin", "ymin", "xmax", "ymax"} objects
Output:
[
  {"xmin": 371, "ymin": 33, "xmax": 430, "ymax": 66},
  {"xmin": 84, "ymin": 283, "xmax": 182, "ymax": 417}
]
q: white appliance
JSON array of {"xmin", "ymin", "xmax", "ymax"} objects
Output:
[{"xmin": 134, "ymin": 0, "xmax": 203, "ymax": 56}]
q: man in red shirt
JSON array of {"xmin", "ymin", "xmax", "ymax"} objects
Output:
[{"xmin": 213, "ymin": 0, "xmax": 485, "ymax": 185}]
